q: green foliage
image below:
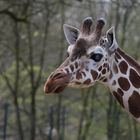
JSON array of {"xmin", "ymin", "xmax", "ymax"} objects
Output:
[{"xmin": 1, "ymin": 0, "xmax": 140, "ymax": 140}]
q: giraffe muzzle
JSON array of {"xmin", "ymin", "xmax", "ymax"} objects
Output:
[{"xmin": 44, "ymin": 72, "xmax": 71, "ymax": 94}]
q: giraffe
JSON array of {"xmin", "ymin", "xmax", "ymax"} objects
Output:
[{"xmin": 44, "ymin": 17, "xmax": 140, "ymax": 122}]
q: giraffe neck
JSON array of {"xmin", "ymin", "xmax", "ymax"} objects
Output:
[{"xmin": 107, "ymin": 48, "xmax": 140, "ymax": 121}]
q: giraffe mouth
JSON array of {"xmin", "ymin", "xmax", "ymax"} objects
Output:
[{"xmin": 44, "ymin": 72, "xmax": 71, "ymax": 94}]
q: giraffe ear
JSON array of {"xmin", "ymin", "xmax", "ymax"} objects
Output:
[
  {"xmin": 106, "ymin": 26, "xmax": 118, "ymax": 54},
  {"xmin": 63, "ymin": 24, "xmax": 80, "ymax": 45}
]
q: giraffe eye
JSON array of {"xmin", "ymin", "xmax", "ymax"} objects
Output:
[{"xmin": 90, "ymin": 53, "xmax": 103, "ymax": 62}]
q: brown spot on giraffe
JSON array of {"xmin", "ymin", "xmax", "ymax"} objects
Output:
[
  {"xmin": 102, "ymin": 69, "xmax": 106, "ymax": 75},
  {"xmin": 98, "ymin": 66, "xmax": 102, "ymax": 71},
  {"xmin": 115, "ymin": 52, "xmax": 121, "ymax": 59},
  {"xmin": 113, "ymin": 91, "xmax": 124, "ymax": 108},
  {"xmin": 91, "ymin": 70, "xmax": 98, "ymax": 80},
  {"xmin": 114, "ymin": 56, "xmax": 119, "ymax": 63},
  {"xmin": 128, "ymin": 91, "xmax": 140, "ymax": 118},
  {"xmin": 118, "ymin": 77, "xmax": 130, "ymax": 91},
  {"xmin": 129, "ymin": 69, "xmax": 140, "ymax": 88},
  {"xmin": 119, "ymin": 61, "xmax": 128, "ymax": 74},
  {"xmin": 84, "ymin": 79, "xmax": 91, "ymax": 84},
  {"xmin": 75, "ymin": 62, "xmax": 78, "ymax": 69},
  {"xmin": 82, "ymin": 71, "xmax": 86, "ymax": 77},
  {"xmin": 70, "ymin": 64, "xmax": 74, "ymax": 72},
  {"xmin": 76, "ymin": 70, "xmax": 82, "ymax": 80},
  {"xmin": 117, "ymin": 88, "xmax": 124, "ymax": 96},
  {"xmin": 103, "ymin": 63, "xmax": 108, "ymax": 68},
  {"xmin": 103, "ymin": 63, "xmax": 109, "ymax": 72},
  {"xmin": 65, "ymin": 68, "xmax": 70, "ymax": 74}
]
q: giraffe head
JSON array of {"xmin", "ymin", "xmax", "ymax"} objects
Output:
[{"xmin": 44, "ymin": 17, "xmax": 118, "ymax": 93}]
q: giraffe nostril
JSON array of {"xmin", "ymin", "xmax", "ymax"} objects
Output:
[{"xmin": 44, "ymin": 72, "xmax": 71, "ymax": 94}]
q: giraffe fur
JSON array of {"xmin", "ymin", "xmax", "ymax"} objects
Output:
[{"xmin": 44, "ymin": 17, "xmax": 140, "ymax": 122}]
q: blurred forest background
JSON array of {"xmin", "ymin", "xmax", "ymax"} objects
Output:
[{"xmin": 0, "ymin": 0, "xmax": 140, "ymax": 140}]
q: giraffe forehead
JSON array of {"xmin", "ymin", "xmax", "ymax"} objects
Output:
[
  {"xmin": 68, "ymin": 35, "xmax": 99, "ymax": 52},
  {"xmin": 70, "ymin": 38, "xmax": 90, "ymax": 58},
  {"xmin": 70, "ymin": 38, "xmax": 106, "ymax": 58}
]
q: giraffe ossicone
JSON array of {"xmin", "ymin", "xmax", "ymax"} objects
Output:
[{"xmin": 44, "ymin": 17, "xmax": 140, "ymax": 122}]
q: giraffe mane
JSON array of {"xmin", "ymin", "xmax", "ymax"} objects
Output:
[{"xmin": 117, "ymin": 48, "xmax": 140, "ymax": 74}]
